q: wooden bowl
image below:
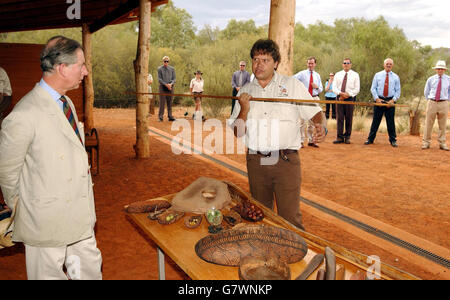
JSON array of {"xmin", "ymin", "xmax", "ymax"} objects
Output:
[
  {"xmin": 238, "ymin": 255, "xmax": 291, "ymax": 280},
  {"xmin": 184, "ymin": 215, "xmax": 203, "ymax": 229},
  {"xmin": 157, "ymin": 210, "xmax": 184, "ymax": 225}
]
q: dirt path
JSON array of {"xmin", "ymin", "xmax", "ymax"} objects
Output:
[{"xmin": 1, "ymin": 107, "xmax": 448, "ymax": 280}]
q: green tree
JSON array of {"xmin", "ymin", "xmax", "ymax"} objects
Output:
[
  {"xmin": 219, "ymin": 19, "xmax": 262, "ymax": 40},
  {"xmin": 150, "ymin": 2, "xmax": 196, "ymax": 49}
]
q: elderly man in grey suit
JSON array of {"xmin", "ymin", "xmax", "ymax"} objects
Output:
[{"xmin": 0, "ymin": 36, "xmax": 102, "ymax": 280}]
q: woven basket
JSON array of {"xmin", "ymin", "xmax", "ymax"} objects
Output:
[{"xmin": 195, "ymin": 224, "xmax": 308, "ymax": 266}]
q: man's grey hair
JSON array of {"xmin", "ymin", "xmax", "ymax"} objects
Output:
[{"xmin": 40, "ymin": 36, "xmax": 83, "ymax": 74}]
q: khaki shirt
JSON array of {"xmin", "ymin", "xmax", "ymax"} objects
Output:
[{"xmin": 228, "ymin": 72, "xmax": 322, "ymax": 152}]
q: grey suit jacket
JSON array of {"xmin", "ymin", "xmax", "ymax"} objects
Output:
[{"xmin": 0, "ymin": 84, "xmax": 96, "ymax": 247}]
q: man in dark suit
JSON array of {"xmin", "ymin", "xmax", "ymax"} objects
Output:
[{"xmin": 231, "ymin": 61, "xmax": 251, "ymax": 115}]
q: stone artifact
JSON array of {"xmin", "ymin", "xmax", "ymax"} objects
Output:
[{"xmin": 171, "ymin": 177, "xmax": 231, "ymax": 214}]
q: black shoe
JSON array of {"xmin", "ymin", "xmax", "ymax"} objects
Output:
[
  {"xmin": 158, "ymin": 117, "xmax": 163, "ymax": 122},
  {"xmin": 184, "ymin": 111, "xmax": 189, "ymax": 117},
  {"xmin": 333, "ymin": 139, "xmax": 344, "ymax": 144},
  {"xmin": 168, "ymin": 117, "xmax": 176, "ymax": 121},
  {"xmin": 308, "ymin": 142, "xmax": 319, "ymax": 148},
  {"xmin": 364, "ymin": 140, "xmax": 373, "ymax": 145},
  {"xmin": 344, "ymin": 138, "xmax": 351, "ymax": 144},
  {"xmin": 390, "ymin": 141, "xmax": 398, "ymax": 147}
]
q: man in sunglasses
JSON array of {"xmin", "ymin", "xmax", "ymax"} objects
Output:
[
  {"xmin": 157, "ymin": 56, "xmax": 176, "ymax": 122},
  {"xmin": 231, "ymin": 61, "xmax": 251, "ymax": 115},
  {"xmin": 332, "ymin": 58, "xmax": 360, "ymax": 144}
]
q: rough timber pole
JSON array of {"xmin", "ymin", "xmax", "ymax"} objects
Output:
[
  {"xmin": 133, "ymin": 0, "xmax": 151, "ymax": 158},
  {"xmin": 82, "ymin": 23, "xmax": 94, "ymax": 132},
  {"xmin": 268, "ymin": 0, "xmax": 296, "ymax": 75}
]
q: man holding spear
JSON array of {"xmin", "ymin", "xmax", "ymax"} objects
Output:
[{"xmin": 228, "ymin": 39, "xmax": 327, "ymax": 230}]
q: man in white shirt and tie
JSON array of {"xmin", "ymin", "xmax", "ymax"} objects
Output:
[
  {"xmin": 332, "ymin": 58, "xmax": 360, "ymax": 144},
  {"xmin": 365, "ymin": 58, "xmax": 401, "ymax": 147},
  {"xmin": 294, "ymin": 57, "xmax": 323, "ymax": 148}
]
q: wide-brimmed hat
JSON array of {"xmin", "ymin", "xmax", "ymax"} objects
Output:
[
  {"xmin": 432, "ymin": 60, "xmax": 447, "ymax": 70},
  {"xmin": 194, "ymin": 70, "xmax": 203, "ymax": 75}
]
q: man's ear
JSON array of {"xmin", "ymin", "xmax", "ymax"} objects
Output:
[
  {"xmin": 274, "ymin": 61, "xmax": 279, "ymax": 71},
  {"xmin": 57, "ymin": 63, "xmax": 66, "ymax": 77}
]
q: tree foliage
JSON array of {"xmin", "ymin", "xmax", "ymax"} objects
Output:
[{"xmin": 1, "ymin": 3, "xmax": 448, "ymax": 114}]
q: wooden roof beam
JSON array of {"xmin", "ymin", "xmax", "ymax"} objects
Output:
[{"xmin": 88, "ymin": 0, "xmax": 140, "ymax": 33}]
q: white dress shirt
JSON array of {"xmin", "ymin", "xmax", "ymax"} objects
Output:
[
  {"xmin": 228, "ymin": 72, "xmax": 322, "ymax": 152},
  {"xmin": 294, "ymin": 69, "xmax": 323, "ymax": 96},
  {"xmin": 332, "ymin": 69, "xmax": 360, "ymax": 98}
]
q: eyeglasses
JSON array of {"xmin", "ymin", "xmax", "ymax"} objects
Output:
[
  {"xmin": 164, "ymin": 61, "xmax": 169, "ymax": 63},
  {"xmin": 240, "ymin": 65, "xmax": 246, "ymax": 67},
  {"xmin": 343, "ymin": 62, "xmax": 351, "ymax": 65}
]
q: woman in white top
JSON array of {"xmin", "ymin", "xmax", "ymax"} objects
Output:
[{"xmin": 190, "ymin": 70, "xmax": 204, "ymax": 120}]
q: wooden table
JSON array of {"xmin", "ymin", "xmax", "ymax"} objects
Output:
[
  {"xmin": 128, "ymin": 210, "xmax": 327, "ymax": 280},
  {"xmin": 126, "ymin": 182, "xmax": 419, "ymax": 280}
]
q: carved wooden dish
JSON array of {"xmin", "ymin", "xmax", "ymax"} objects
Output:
[
  {"xmin": 184, "ymin": 215, "xmax": 203, "ymax": 229},
  {"xmin": 157, "ymin": 210, "xmax": 184, "ymax": 225},
  {"xmin": 195, "ymin": 224, "xmax": 308, "ymax": 266},
  {"xmin": 238, "ymin": 255, "xmax": 291, "ymax": 280}
]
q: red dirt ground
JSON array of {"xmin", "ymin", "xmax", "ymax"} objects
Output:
[{"xmin": 1, "ymin": 107, "xmax": 449, "ymax": 280}]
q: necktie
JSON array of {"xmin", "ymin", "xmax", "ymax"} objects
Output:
[
  {"xmin": 341, "ymin": 72, "xmax": 348, "ymax": 93},
  {"xmin": 239, "ymin": 71, "xmax": 243, "ymax": 87},
  {"xmin": 60, "ymin": 96, "xmax": 83, "ymax": 144},
  {"xmin": 308, "ymin": 71, "xmax": 314, "ymax": 96},
  {"xmin": 383, "ymin": 73, "xmax": 389, "ymax": 97},
  {"xmin": 435, "ymin": 76, "xmax": 442, "ymax": 101}
]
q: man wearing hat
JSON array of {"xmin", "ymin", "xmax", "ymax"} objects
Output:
[
  {"xmin": 190, "ymin": 70, "xmax": 204, "ymax": 121},
  {"xmin": 422, "ymin": 60, "xmax": 449, "ymax": 150}
]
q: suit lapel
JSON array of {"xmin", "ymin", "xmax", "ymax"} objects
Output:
[{"xmin": 35, "ymin": 85, "xmax": 85, "ymax": 150}]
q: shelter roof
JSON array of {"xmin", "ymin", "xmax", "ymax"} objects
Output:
[{"xmin": 0, "ymin": 0, "xmax": 167, "ymax": 33}]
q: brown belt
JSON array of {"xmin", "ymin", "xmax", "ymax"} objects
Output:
[{"xmin": 248, "ymin": 149, "xmax": 298, "ymax": 157}]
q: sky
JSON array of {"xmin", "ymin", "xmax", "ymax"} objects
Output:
[{"xmin": 171, "ymin": 0, "xmax": 450, "ymax": 49}]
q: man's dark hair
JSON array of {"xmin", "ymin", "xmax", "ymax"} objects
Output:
[
  {"xmin": 250, "ymin": 39, "xmax": 281, "ymax": 64},
  {"xmin": 308, "ymin": 56, "xmax": 317, "ymax": 63},
  {"xmin": 40, "ymin": 36, "xmax": 83, "ymax": 73}
]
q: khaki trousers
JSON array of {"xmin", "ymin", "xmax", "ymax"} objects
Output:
[
  {"xmin": 25, "ymin": 234, "xmax": 102, "ymax": 280},
  {"xmin": 422, "ymin": 100, "xmax": 449, "ymax": 146},
  {"xmin": 246, "ymin": 151, "xmax": 304, "ymax": 230}
]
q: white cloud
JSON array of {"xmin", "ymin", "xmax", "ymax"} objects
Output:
[{"xmin": 172, "ymin": 0, "xmax": 450, "ymax": 48}]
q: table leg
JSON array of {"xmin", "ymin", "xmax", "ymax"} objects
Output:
[{"xmin": 157, "ymin": 247, "xmax": 166, "ymax": 280}]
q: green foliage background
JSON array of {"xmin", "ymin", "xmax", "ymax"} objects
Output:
[{"xmin": 1, "ymin": 1, "xmax": 449, "ymax": 115}]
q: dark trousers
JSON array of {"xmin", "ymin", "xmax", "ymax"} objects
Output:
[
  {"xmin": 231, "ymin": 88, "xmax": 238, "ymax": 115},
  {"xmin": 336, "ymin": 96, "xmax": 355, "ymax": 140},
  {"xmin": 158, "ymin": 85, "xmax": 173, "ymax": 119},
  {"xmin": 367, "ymin": 105, "xmax": 396, "ymax": 143},
  {"xmin": 325, "ymin": 96, "xmax": 336, "ymax": 119},
  {"xmin": 246, "ymin": 152, "xmax": 304, "ymax": 230}
]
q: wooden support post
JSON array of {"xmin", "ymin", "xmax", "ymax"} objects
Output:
[
  {"xmin": 133, "ymin": 0, "xmax": 151, "ymax": 158},
  {"xmin": 268, "ymin": 0, "xmax": 296, "ymax": 76},
  {"xmin": 82, "ymin": 23, "xmax": 94, "ymax": 132}
]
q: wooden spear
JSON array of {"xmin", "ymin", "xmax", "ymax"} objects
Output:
[{"xmin": 128, "ymin": 91, "xmax": 410, "ymax": 108}]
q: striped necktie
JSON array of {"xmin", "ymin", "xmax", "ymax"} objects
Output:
[{"xmin": 60, "ymin": 96, "xmax": 83, "ymax": 144}]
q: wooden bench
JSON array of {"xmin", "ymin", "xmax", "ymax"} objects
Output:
[{"xmin": 85, "ymin": 128, "xmax": 99, "ymax": 175}]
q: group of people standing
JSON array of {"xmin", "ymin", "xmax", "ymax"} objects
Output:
[{"xmin": 291, "ymin": 57, "xmax": 449, "ymax": 150}]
